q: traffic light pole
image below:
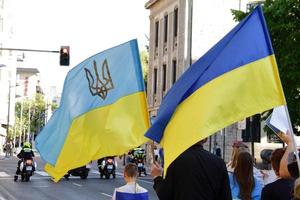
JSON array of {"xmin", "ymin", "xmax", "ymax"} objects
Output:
[{"xmin": 0, "ymin": 47, "xmax": 59, "ymax": 53}]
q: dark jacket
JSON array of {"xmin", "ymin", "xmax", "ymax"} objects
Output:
[
  {"xmin": 261, "ymin": 178, "xmax": 294, "ymax": 200},
  {"xmin": 153, "ymin": 144, "xmax": 232, "ymax": 200},
  {"xmin": 17, "ymin": 148, "xmax": 35, "ymax": 160}
]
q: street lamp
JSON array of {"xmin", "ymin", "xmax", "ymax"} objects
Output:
[{"xmin": 6, "ymin": 80, "xmax": 11, "ymax": 140}]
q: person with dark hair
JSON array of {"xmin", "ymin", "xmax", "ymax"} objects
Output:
[
  {"xmin": 112, "ymin": 163, "xmax": 148, "ymax": 200},
  {"xmin": 228, "ymin": 151, "xmax": 263, "ymax": 200},
  {"xmin": 261, "ymin": 148, "xmax": 294, "ymax": 200},
  {"xmin": 151, "ymin": 139, "xmax": 232, "ymax": 200}
]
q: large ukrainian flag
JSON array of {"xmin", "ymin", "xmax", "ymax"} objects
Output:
[
  {"xmin": 36, "ymin": 40, "xmax": 149, "ymax": 182},
  {"xmin": 145, "ymin": 6, "xmax": 286, "ymax": 175}
]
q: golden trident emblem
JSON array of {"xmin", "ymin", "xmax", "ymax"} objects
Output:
[{"xmin": 84, "ymin": 59, "xmax": 114, "ymax": 100}]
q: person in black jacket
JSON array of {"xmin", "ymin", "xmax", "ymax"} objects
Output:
[
  {"xmin": 151, "ymin": 139, "xmax": 232, "ymax": 200},
  {"xmin": 14, "ymin": 142, "xmax": 35, "ymax": 181}
]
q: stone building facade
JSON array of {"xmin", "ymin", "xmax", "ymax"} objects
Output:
[{"xmin": 145, "ymin": 0, "xmax": 281, "ymax": 163}]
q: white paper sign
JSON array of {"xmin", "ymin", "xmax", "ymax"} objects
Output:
[{"xmin": 269, "ymin": 105, "xmax": 289, "ymax": 134}]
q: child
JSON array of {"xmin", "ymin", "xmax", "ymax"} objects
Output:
[{"xmin": 112, "ymin": 163, "xmax": 148, "ymax": 200}]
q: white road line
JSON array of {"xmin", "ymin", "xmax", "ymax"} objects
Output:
[
  {"xmin": 35, "ymin": 171, "xmax": 49, "ymax": 176},
  {"xmin": 101, "ymin": 193, "xmax": 112, "ymax": 197},
  {"xmin": 32, "ymin": 185, "xmax": 49, "ymax": 188},
  {"xmin": 72, "ymin": 183, "xmax": 82, "ymax": 187},
  {"xmin": 0, "ymin": 184, "xmax": 18, "ymax": 200},
  {"xmin": 91, "ymin": 170, "xmax": 100, "ymax": 174},
  {"xmin": 0, "ymin": 172, "xmax": 10, "ymax": 177}
]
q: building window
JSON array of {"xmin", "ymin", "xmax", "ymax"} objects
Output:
[
  {"xmin": 162, "ymin": 64, "xmax": 167, "ymax": 92},
  {"xmin": 153, "ymin": 68, "xmax": 158, "ymax": 95},
  {"xmin": 172, "ymin": 60, "xmax": 177, "ymax": 84},
  {"xmin": 155, "ymin": 21, "xmax": 159, "ymax": 48},
  {"xmin": 164, "ymin": 14, "xmax": 168, "ymax": 43},
  {"xmin": 173, "ymin": 8, "xmax": 178, "ymax": 38}
]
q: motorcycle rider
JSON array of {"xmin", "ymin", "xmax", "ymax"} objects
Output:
[
  {"xmin": 133, "ymin": 147, "xmax": 145, "ymax": 161},
  {"xmin": 14, "ymin": 142, "xmax": 35, "ymax": 181}
]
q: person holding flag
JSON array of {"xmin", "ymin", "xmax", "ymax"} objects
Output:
[
  {"xmin": 147, "ymin": 5, "xmax": 288, "ymax": 200},
  {"xmin": 151, "ymin": 138, "xmax": 232, "ymax": 200}
]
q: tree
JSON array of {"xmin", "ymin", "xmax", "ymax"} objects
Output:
[
  {"xmin": 12, "ymin": 93, "xmax": 57, "ymax": 145},
  {"xmin": 140, "ymin": 50, "xmax": 149, "ymax": 88},
  {"xmin": 232, "ymin": 0, "xmax": 300, "ymax": 134}
]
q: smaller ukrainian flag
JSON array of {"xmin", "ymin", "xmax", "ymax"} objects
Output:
[{"xmin": 36, "ymin": 40, "xmax": 149, "ymax": 182}]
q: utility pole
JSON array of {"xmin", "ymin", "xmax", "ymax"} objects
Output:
[
  {"xmin": 0, "ymin": 48, "xmax": 59, "ymax": 53},
  {"xmin": 27, "ymin": 105, "xmax": 31, "ymax": 142},
  {"xmin": 6, "ymin": 80, "xmax": 11, "ymax": 142}
]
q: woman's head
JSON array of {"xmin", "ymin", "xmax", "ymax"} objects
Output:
[
  {"xmin": 270, "ymin": 148, "xmax": 285, "ymax": 176},
  {"xmin": 231, "ymin": 145, "xmax": 249, "ymax": 169},
  {"xmin": 294, "ymin": 177, "xmax": 300, "ymax": 200},
  {"xmin": 234, "ymin": 151, "xmax": 254, "ymax": 200}
]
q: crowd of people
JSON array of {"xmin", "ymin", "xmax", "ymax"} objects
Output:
[
  {"xmin": 5, "ymin": 133, "xmax": 299, "ymax": 200},
  {"xmin": 148, "ymin": 133, "xmax": 300, "ymax": 200}
]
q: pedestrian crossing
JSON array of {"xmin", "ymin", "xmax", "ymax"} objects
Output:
[{"xmin": 0, "ymin": 172, "xmax": 10, "ymax": 177}]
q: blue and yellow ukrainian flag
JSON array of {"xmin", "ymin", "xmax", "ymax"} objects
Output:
[
  {"xmin": 145, "ymin": 6, "xmax": 286, "ymax": 175},
  {"xmin": 36, "ymin": 40, "xmax": 150, "ymax": 182}
]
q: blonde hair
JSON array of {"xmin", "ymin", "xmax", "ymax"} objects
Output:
[
  {"xmin": 230, "ymin": 147, "xmax": 249, "ymax": 169},
  {"xmin": 294, "ymin": 178, "xmax": 300, "ymax": 200}
]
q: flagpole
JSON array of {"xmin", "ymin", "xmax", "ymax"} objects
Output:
[{"xmin": 283, "ymin": 105, "xmax": 300, "ymax": 172}]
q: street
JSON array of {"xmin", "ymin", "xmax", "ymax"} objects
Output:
[{"xmin": 0, "ymin": 156, "xmax": 159, "ymax": 200}]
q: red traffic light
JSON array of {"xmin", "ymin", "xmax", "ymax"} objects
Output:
[{"xmin": 60, "ymin": 46, "xmax": 70, "ymax": 66}]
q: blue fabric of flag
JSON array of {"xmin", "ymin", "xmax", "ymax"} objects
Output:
[
  {"xmin": 145, "ymin": 6, "xmax": 274, "ymax": 142},
  {"xmin": 116, "ymin": 192, "xmax": 148, "ymax": 200}
]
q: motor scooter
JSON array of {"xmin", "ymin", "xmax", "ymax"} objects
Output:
[
  {"xmin": 98, "ymin": 157, "xmax": 116, "ymax": 179},
  {"xmin": 19, "ymin": 158, "xmax": 35, "ymax": 182},
  {"xmin": 64, "ymin": 163, "xmax": 91, "ymax": 180}
]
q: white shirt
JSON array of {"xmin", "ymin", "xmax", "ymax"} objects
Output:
[{"xmin": 111, "ymin": 182, "xmax": 148, "ymax": 200}]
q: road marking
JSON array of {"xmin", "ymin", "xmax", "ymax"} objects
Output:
[
  {"xmin": 72, "ymin": 183, "xmax": 82, "ymax": 187},
  {"xmin": 101, "ymin": 193, "xmax": 112, "ymax": 197},
  {"xmin": 91, "ymin": 170, "xmax": 100, "ymax": 174},
  {"xmin": 35, "ymin": 171, "xmax": 49, "ymax": 176},
  {"xmin": 0, "ymin": 184, "xmax": 18, "ymax": 200},
  {"xmin": 32, "ymin": 185, "xmax": 49, "ymax": 188},
  {"xmin": 0, "ymin": 172, "xmax": 10, "ymax": 177}
]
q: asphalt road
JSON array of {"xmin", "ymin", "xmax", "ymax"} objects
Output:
[{"xmin": 0, "ymin": 156, "xmax": 159, "ymax": 200}]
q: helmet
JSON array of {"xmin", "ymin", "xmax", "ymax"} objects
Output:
[{"xmin": 23, "ymin": 142, "xmax": 31, "ymax": 148}]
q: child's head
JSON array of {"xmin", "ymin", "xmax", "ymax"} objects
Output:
[{"xmin": 124, "ymin": 163, "xmax": 138, "ymax": 183}]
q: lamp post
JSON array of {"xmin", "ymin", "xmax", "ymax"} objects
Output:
[{"xmin": 6, "ymin": 80, "xmax": 11, "ymax": 141}]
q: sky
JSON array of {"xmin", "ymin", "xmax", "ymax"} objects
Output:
[{"xmin": 10, "ymin": 0, "xmax": 149, "ymax": 94}]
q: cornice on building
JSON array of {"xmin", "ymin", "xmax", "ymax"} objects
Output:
[{"xmin": 145, "ymin": 0, "xmax": 160, "ymax": 9}]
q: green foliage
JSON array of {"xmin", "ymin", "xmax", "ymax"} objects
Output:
[
  {"xmin": 13, "ymin": 93, "xmax": 57, "ymax": 142},
  {"xmin": 232, "ymin": 0, "xmax": 300, "ymax": 134},
  {"xmin": 140, "ymin": 50, "xmax": 149, "ymax": 88}
]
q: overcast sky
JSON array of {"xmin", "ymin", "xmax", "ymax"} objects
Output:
[{"xmin": 10, "ymin": 0, "xmax": 149, "ymax": 93}]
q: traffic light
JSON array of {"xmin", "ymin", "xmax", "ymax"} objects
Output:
[
  {"xmin": 242, "ymin": 114, "xmax": 261, "ymax": 143},
  {"xmin": 60, "ymin": 46, "xmax": 70, "ymax": 66}
]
